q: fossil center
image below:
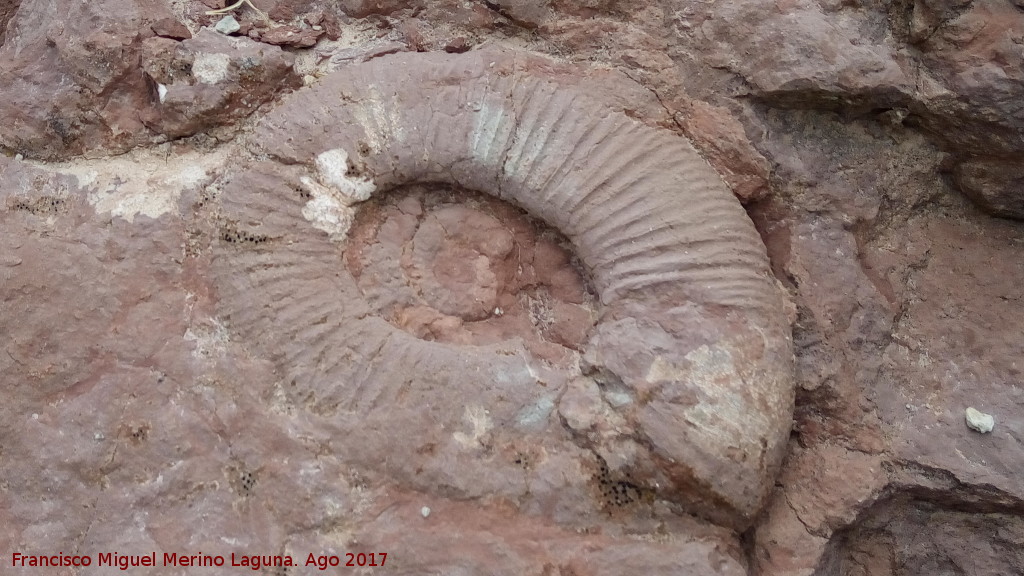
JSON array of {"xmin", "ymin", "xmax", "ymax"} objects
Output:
[{"xmin": 345, "ymin": 184, "xmax": 597, "ymax": 365}]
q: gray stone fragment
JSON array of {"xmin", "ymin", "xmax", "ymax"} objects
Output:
[
  {"xmin": 965, "ymin": 407, "xmax": 995, "ymax": 434},
  {"xmin": 214, "ymin": 15, "xmax": 240, "ymax": 35}
]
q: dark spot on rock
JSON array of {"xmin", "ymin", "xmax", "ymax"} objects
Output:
[
  {"xmin": 126, "ymin": 423, "xmax": 151, "ymax": 445},
  {"xmin": 220, "ymin": 224, "xmax": 272, "ymax": 246},
  {"xmin": 9, "ymin": 195, "xmax": 67, "ymax": 216}
]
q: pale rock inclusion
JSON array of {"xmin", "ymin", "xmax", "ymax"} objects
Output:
[
  {"xmin": 965, "ymin": 407, "xmax": 996, "ymax": 434},
  {"xmin": 299, "ymin": 148, "xmax": 377, "ymax": 239}
]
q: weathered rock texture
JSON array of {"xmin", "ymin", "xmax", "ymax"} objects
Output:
[
  {"xmin": 140, "ymin": 29, "xmax": 300, "ymax": 138},
  {"xmin": 2, "ymin": 0, "xmax": 1024, "ymax": 574},
  {"xmin": 820, "ymin": 493, "xmax": 1024, "ymax": 575}
]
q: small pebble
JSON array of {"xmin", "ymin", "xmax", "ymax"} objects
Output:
[
  {"xmin": 965, "ymin": 407, "xmax": 995, "ymax": 434},
  {"xmin": 14, "ymin": 153, "xmax": 24, "ymax": 161},
  {"xmin": 214, "ymin": 15, "xmax": 241, "ymax": 35},
  {"xmin": 420, "ymin": 506, "xmax": 431, "ymax": 518}
]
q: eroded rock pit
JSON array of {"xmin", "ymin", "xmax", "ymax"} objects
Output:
[{"xmin": 345, "ymin": 183, "xmax": 597, "ymax": 365}]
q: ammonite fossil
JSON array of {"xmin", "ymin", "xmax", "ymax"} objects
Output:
[{"xmin": 210, "ymin": 49, "xmax": 794, "ymax": 528}]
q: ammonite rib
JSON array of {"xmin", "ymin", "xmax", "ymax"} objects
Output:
[{"xmin": 213, "ymin": 50, "xmax": 795, "ymax": 528}]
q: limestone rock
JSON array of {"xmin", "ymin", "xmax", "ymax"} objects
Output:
[{"xmin": 965, "ymin": 407, "xmax": 996, "ymax": 434}]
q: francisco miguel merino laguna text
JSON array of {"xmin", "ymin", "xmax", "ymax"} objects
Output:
[{"xmin": 10, "ymin": 551, "xmax": 389, "ymax": 570}]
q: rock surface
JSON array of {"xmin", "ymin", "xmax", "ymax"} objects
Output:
[
  {"xmin": 1, "ymin": 0, "xmax": 1023, "ymax": 574},
  {"xmin": 140, "ymin": 29, "xmax": 299, "ymax": 138}
]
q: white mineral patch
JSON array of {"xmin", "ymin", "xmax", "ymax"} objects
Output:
[
  {"xmin": 184, "ymin": 318, "xmax": 230, "ymax": 359},
  {"xmin": 453, "ymin": 405, "xmax": 492, "ymax": 449},
  {"xmin": 36, "ymin": 147, "xmax": 229, "ymax": 223},
  {"xmin": 157, "ymin": 83, "xmax": 168, "ymax": 103},
  {"xmin": 420, "ymin": 506, "xmax": 431, "ymax": 518},
  {"xmin": 299, "ymin": 176, "xmax": 357, "ymax": 239},
  {"xmin": 314, "ymin": 148, "xmax": 376, "ymax": 202},
  {"xmin": 965, "ymin": 407, "xmax": 995, "ymax": 433},
  {"xmin": 192, "ymin": 52, "xmax": 232, "ymax": 85},
  {"xmin": 300, "ymin": 149, "xmax": 376, "ymax": 240}
]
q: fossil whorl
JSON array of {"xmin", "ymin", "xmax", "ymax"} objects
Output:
[{"xmin": 211, "ymin": 50, "xmax": 795, "ymax": 528}]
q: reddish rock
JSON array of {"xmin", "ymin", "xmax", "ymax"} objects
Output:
[
  {"xmin": 0, "ymin": 0, "xmax": 176, "ymax": 158},
  {"xmin": 777, "ymin": 444, "xmax": 886, "ymax": 535},
  {"xmin": 873, "ymin": 215, "xmax": 1024, "ymax": 499},
  {"xmin": 827, "ymin": 496, "xmax": 1024, "ymax": 576},
  {"xmin": 748, "ymin": 105, "xmax": 1024, "ymax": 575},
  {"xmin": 141, "ymin": 29, "xmax": 300, "ymax": 138},
  {"xmin": 344, "ymin": 184, "xmax": 597, "ymax": 360},
  {"xmin": 320, "ymin": 11, "xmax": 344, "ymax": 40},
  {"xmin": 151, "ymin": 17, "xmax": 192, "ymax": 40},
  {"xmin": 337, "ymin": 0, "xmax": 414, "ymax": 18},
  {"xmin": 264, "ymin": 0, "xmax": 314, "ymax": 21},
  {"xmin": 679, "ymin": 99, "xmax": 771, "ymax": 203},
  {"xmin": 483, "ymin": 0, "xmax": 552, "ymax": 27},
  {"xmin": 443, "ymin": 35, "xmax": 468, "ymax": 53},
  {"xmin": 140, "ymin": 36, "xmax": 182, "ymax": 82},
  {"xmin": 751, "ymin": 488, "xmax": 830, "ymax": 576},
  {"xmin": 952, "ymin": 156, "xmax": 1024, "ymax": 220},
  {"xmin": 257, "ymin": 24, "xmax": 322, "ymax": 47},
  {"xmin": 670, "ymin": 0, "xmax": 1024, "ymax": 218}
]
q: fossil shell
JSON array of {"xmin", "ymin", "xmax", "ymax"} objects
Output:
[{"xmin": 212, "ymin": 50, "xmax": 795, "ymax": 528}]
